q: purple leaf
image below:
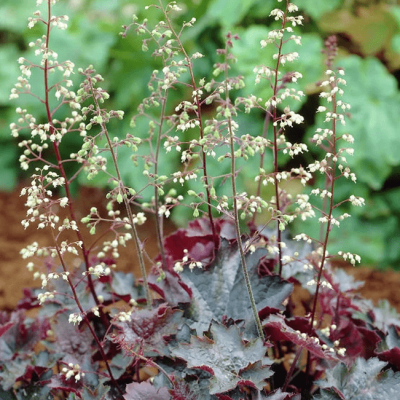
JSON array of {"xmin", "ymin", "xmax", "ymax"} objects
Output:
[
  {"xmin": 0, "ymin": 322, "xmax": 14, "ymax": 339},
  {"xmin": 171, "ymin": 322, "xmax": 273, "ymax": 395},
  {"xmin": 124, "ymin": 381, "xmax": 170, "ymax": 400},
  {"xmin": 53, "ymin": 312, "xmax": 93, "ymax": 367},
  {"xmin": 148, "ymin": 270, "xmax": 192, "ymax": 306},
  {"xmin": 112, "ymin": 304, "xmax": 184, "ymax": 356},
  {"xmin": 162, "ymin": 218, "xmax": 237, "ymax": 270},
  {"xmin": 264, "ymin": 314, "xmax": 337, "ymax": 361},
  {"xmin": 48, "ymin": 374, "xmax": 83, "ymax": 396},
  {"xmin": 377, "ymin": 325, "xmax": 400, "ymax": 369},
  {"xmin": 169, "ymin": 378, "xmax": 198, "ymax": 400},
  {"xmin": 179, "ymin": 239, "xmax": 292, "ymax": 334},
  {"xmin": 315, "ymin": 357, "xmax": 400, "ymax": 400}
]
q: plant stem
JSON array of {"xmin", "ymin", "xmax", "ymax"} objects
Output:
[
  {"xmin": 43, "ymin": 0, "xmax": 102, "ymax": 315},
  {"xmin": 283, "ymin": 346, "xmax": 303, "ymax": 392},
  {"xmin": 270, "ymin": 4, "xmax": 289, "ymax": 277},
  {"xmin": 87, "ymin": 76, "xmax": 152, "ymax": 308},
  {"xmin": 51, "ymin": 231, "xmax": 124, "ymax": 398},
  {"xmin": 224, "ymin": 38, "xmax": 265, "ymax": 341},
  {"xmin": 252, "ymin": 108, "xmax": 272, "ymax": 224},
  {"xmin": 104, "ymin": 120, "xmax": 152, "ymax": 308},
  {"xmin": 272, "ymin": 20, "xmax": 287, "ymax": 276},
  {"xmin": 305, "ymin": 76, "xmax": 338, "ymax": 391},
  {"xmin": 161, "ymin": 1, "xmax": 218, "ymax": 247},
  {"xmin": 154, "ymin": 94, "xmax": 168, "ymax": 270}
]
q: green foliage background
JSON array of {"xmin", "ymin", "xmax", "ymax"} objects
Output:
[{"xmin": 2, "ymin": 0, "xmax": 400, "ymax": 268}]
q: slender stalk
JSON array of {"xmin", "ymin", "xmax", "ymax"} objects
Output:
[
  {"xmin": 224, "ymin": 37, "xmax": 264, "ymax": 341},
  {"xmin": 161, "ymin": 1, "xmax": 218, "ymax": 246},
  {"xmin": 83, "ymin": 74, "xmax": 152, "ymax": 310},
  {"xmin": 51, "ymin": 231, "xmax": 124, "ymax": 398},
  {"xmin": 305, "ymin": 69, "xmax": 338, "ymax": 390},
  {"xmin": 43, "ymin": 1, "xmax": 103, "ymax": 317},
  {"xmin": 283, "ymin": 346, "xmax": 303, "ymax": 392},
  {"xmin": 154, "ymin": 94, "xmax": 168, "ymax": 270},
  {"xmin": 86, "ymin": 77, "xmax": 152, "ymax": 308},
  {"xmin": 309, "ymin": 101, "xmax": 337, "ymax": 333},
  {"xmin": 124, "ymin": 347, "xmax": 173, "ymax": 386},
  {"xmin": 106, "ymin": 122, "xmax": 152, "ymax": 308},
  {"xmin": 252, "ymin": 109, "xmax": 272, "ymax": 213},
  {"xmin": 270, "ymin": 4, "xmax": 290, "ymax": 276}
]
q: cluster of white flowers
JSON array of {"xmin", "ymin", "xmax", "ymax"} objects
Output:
[
  {"xmin": 293, "ymin": 233, "xmax": 313, "ymax": 244},
  {"xmin": 37, "ymin": 290, "xmax": 56, "ymax": 305},
  {"xmin": 173, "ymin": 249, "xmax": 203, "ymax": 273},
  {"xmin": 58, "ymin": 240, "xmax": 83, "ymax": 256},
  {"xmin": 235, "ymin": 193, "xmax": 268, "ymax": 217},
  {"xmin": 306, "ymin": 279, "xmax": 333, "ymax": 290},
  {"xmin": 62, "ymin": 363, "xmax": 85, "ymax": 382},
  {"xmin": 68, "ymin": 312, "xmax": 84, "ymax": 325},
  {"xmin": 116, "ymin": 311, "xmax": 132, "ymax": 322},
  {"xmin": 349, "ymin": 195, "xmax": 365, "ymax": 207},
  {"xmin": 164, "ymin": 135, "xmax": 181, "ymax": 152},
  {"xmin": 19, "ymin": 172, "xmax": 69, "ymax": 230},
  {"xmin": 338, "ymin": 251, "xmax": 361, "ymax": 266},
  {"xmin": 282, "ymin": 141, "xmax": 308, "ymax": 158},
  {"xmin": 172, "ymin": 171, "xmax": 198, "ymax": 185},
  {"xmin": 87, "ymin": 263, "xmax": 112, "ymax": 278},
  {"xmin": 40, "ymin": 271, "xmax": 70, "ymax": 288}
]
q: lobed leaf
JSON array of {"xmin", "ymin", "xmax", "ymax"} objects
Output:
[
  {"xmin": 124, "ymin": 381, "xmax": 171, "ymax": 400},
  {"xmin": 171, "ymin": 322, "xmax": 273, "ymax": 395},
  {"xmin": 112, "ymin": 304, "xmax": 184, "ymax": 357},
  {"xmin": 178, "ymin": 239, "xmax": 292, "ymax": 335},
  {"xmin": 315, "ymin": 357, "xmax": 400, "ymax": 400}
]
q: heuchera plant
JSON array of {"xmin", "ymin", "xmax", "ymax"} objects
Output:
[{"xmin": 2, "ymin": 0, "xmax": 400, "ymax": 399}]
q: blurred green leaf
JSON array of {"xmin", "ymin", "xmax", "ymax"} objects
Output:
[
  {"xmin": 293, "ymin": 211, "xmax": 397, "ymax": 266},
  {"xmin": 340, "ymin": 56, "xmax": 400, "ymax": 189},
  {"xmin": 296, "ymin": 0, "xmax": 342, "ymax": 20},
  {"xmin": 308, "ymin": 56, "xmax": 400, "ymax": 190},
  {"xmin": 0, "ymin": 142, "xmax": 18, "ymax": 191},
  {"xmin": 0, "ymin": 45, "xmax": 20, "ymax": 105},
  {"xmin": 0, "ymin": 0, "xmax": 33, "ymax": 32},
  {"xmin": 203, "ymin": 0, "xmax": 259, "ymax": 27}
]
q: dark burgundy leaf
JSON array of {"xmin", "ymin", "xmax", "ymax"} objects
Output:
[
  {"xmin": 0, "ymin": 322, "xmax": 14, "ymax": 339},
  {"xmin": 264, "ymin": 314, "xmax": 337, "ymax": 361},
  {"xmin": 162, "ymin": 218, "xmax": 237, "ymax": 270},
  {"xmin": 216, "ymin": 394, "xmax": 234, "ymax": 400},
  {"xmin": 15, "ymin": 365, "xmax": 47, "ymax": 384},
  {"xmin": 148, "ymin": 270, "xmax": 192, "ymax": 306},
  {"xmin": 16, "ymin": 288, "xmax": 40, "ymax": 311},
  {"xmin": 164, "ymin": 229, "xmax": 216, "ymax": 266},
  {"xmin": 331, "ymin": 318, "xmax": 380, "ymax": 360},
  {"xmin": 48, "ymin": 374, "xmax": 83, "ymax": 396},
  {"xmin": 123, "ymin": 381, "xmax": 170, "ymax": 400},
  {"xmin": 377, "ymin": 325, "xmax": 400, "ymax": 369},
  {"xmin": 186, "ymin": 218, "xmax": 236, "ymax": 241},
  {"xmin": 53, "ymin": 312, "xmax": 93, "ymax": 367},
  {"xmin": 112, "ymin": 304, "xmax": 184, "ymax": 356},
  {"xmin": 0, "ymin": 311, "xmax": 46, "ymax": 361},
  {"xmin": 378, "ymin": 347, "xmax": 400, "ymax": 370}
]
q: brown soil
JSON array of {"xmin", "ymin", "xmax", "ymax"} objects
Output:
[
  {"xmin": 1, "ymin": 184, "xmax": 400, "ymax": 313},
  {"xmin": 0, "ymin": 183, "xmax": 175, "ymax": 311}
]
